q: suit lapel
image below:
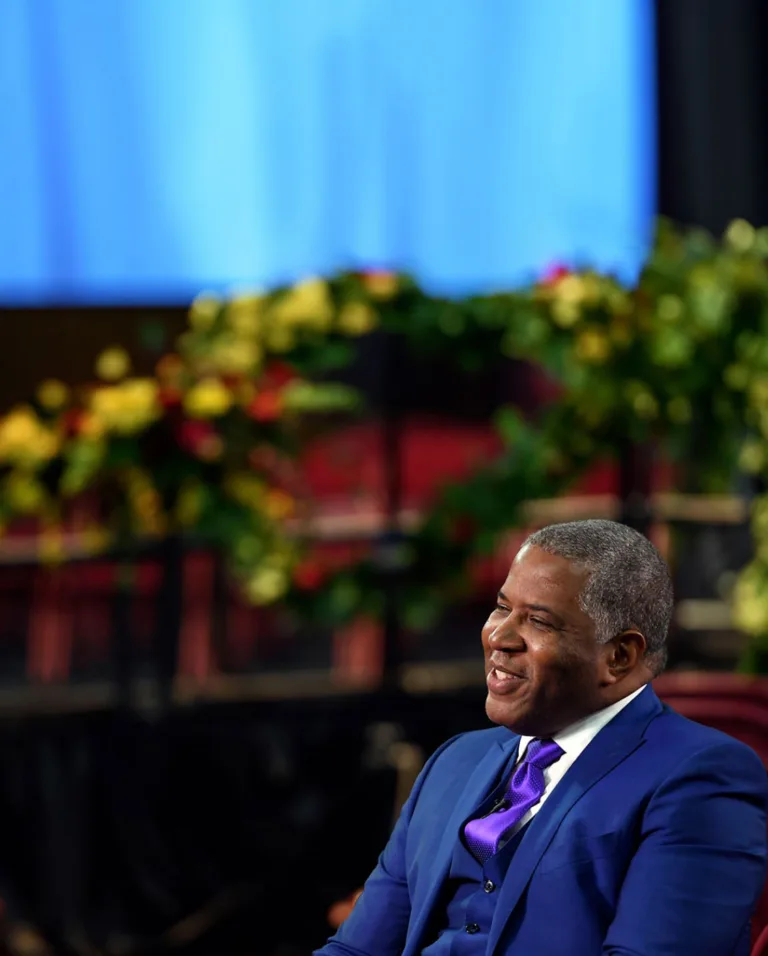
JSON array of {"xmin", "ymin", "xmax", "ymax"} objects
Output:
[
  {"xmin": 488, "ymin": 687, "xmax": 663, "ymax": 954},
  {"xmin": 404, "ymin": 732, "xmax": 519, "ymax": 956}
]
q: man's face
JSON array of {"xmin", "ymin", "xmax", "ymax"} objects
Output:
[{"xmin": 482, "ymin": 544, "xmax": 609, "ymax": 737}]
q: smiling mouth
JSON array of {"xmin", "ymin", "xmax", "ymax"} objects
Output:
[{"xmin": 489, "ymin": 667, "xmax": 524, "ymax": 682}]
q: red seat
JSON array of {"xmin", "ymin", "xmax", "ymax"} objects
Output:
[
  {"xmin": 654, "ymin": 673, "xmax": 768, "ymax": 947},
  {"xmin": 753, "ymin": 923, "xmax": 768, "ymax": 956}
]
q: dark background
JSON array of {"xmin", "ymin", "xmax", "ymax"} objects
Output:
[{"xmin": 0, "ymin": 3, "xmax": 766, "ymax": 953}]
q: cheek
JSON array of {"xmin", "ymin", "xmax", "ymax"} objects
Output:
[
  {"xmin": 528, "ymin": 642, "xmax": 588, "ymax": 682},
  {"xmin": 541, "ymin": 651, "xmax": 599, "ymax": 697}
]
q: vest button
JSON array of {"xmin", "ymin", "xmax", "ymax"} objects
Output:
[
  {"xmin": 466, "ymin": 923, "xmax": 480, "ymax": 935},
  {"xmin": 483, "ymin": 880, "xmax": 496, "ymax": 893}
]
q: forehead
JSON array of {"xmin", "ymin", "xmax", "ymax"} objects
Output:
[{"xmin": 503, "ymin": 544, "xmax": 589, "ymax": 609}]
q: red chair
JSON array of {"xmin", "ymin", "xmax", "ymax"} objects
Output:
[
  {"xmin": 654, "ymin": 672, "xmax": 768, "ymax": 768},
  {"xmin": 753, "ymin": 923, "xmax": 768, "ymax": 956},
  {"xmin": 654, "ymin": 672, "xmax": 768, "ymax": 947}
]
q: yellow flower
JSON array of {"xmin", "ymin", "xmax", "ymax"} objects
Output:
[
  {"xmin": 725, "ymin": 218, "xmax": 756, "ymax": 253},
  {"xmin": 122, "ymin": 469, "xmax": 166, "ymax": 536},
  {"xmin": 209, "ymin": 335, "xmax": 262, "ymax": 375},
  {"xmin": 227, "ymin": 293, "xmax": 266, "ymax": 335},
  {"xmin": 264, "ymin": 489, "xmax": 295, "ymax": 521},
  {"xmin": 553, "ymin": 274, "xmax": 587, "ymax": 304},
  {"xmin": 651, "ymin": 330, "xmax": 693, "ymax": 368},
  {"xmin": 4, "ymin": 473, "xmax": 47, "ymax": 515},
  {"xmin": 337, "ymin": 301, "xmax": 377, "ymax": 336},
  {"xmin": 657, "ymin": 295, "xmax": 683, "ymax": 323},
  {"xmin": 225, "ymin": 473, "xmax": 265, "ymax": 508},
  {"xmin": 78, "ymin": 411, "xmax": 105, "ymax": 441},
  {"xmin": 575, "ymin": 328, "xmax": 611, "ymax": 364},
  {"xmin": 689, "ymin": 264, "xmax": 716, "ymax": 289},
  {"xmin": 189, "ymin": 291, "xmax": 221, "ymax": 330},
  {"xmin": 89, "ymin": 379, "xmax": 160, "ymax": 435},
  {"xmin": 133, "ymin": 489, "xmax": 164, "ymax": 534},
  {"xmin": 81, "ymin": 526, "xmax": 109, "ymax": 555},
  {"xmin": 38, "ymin": 528, "xmax": 66, "ymax": 565},
  {"xmin": 244, "ymin": 563, "xmax": 290, "ymax": 604},
  {"xmin": 551, "ymin": 299, "xmax": 580, "ymax": 328},
  {"xmin": 631, "ymin": 389, "xmax": 659, "ymax": 420},
  {"xmin": 750, "ymin": 377, "xmax": 768, "ymax": 409},
  {"xmin": 739, "ymin": 439, "xmax": 766, "ymax": 475},
  {"xmin": 580, "ymin": 274, "xmax": 602, "ymax": 306},
  {"xmin": 175, "ymin": 481, "xmax": 204, "ymax": 528},
  {"xmin": 265, "ymin": 324, "xmax": 296, "ymax": 353},
  {"xmin": 755, "ymin": 227, "xmax": 768, "ymax": 256},
  {"xmin": 270, "ymin": 277, "xmax": 333, "ymax": 330},
  {"xmin": 183, "ymin": 378, "xmax": 233, "ymax": 418},
  {"xmin": 0, "ymin": 406, "xmax": 59, "ymax": 466},
  {"xmin": 37, "ymin": 379, "xmax": 70, "ymax": 411},
  {"xmin": 732, "ymin": 563, "xmax": 768, "ymax": 635},
  {"xmin": 95, "ymin": 347, "xmax": 131, "ymax": 382}
]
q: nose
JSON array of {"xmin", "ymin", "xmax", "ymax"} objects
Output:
[{"xmin": 486, "ymin": 615, "xmax": 524, "ymax": 652}]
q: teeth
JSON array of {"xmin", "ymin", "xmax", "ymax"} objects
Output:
[{"xmin": 494, "ymin": 668, "xmax": 516, "ymax": 681}]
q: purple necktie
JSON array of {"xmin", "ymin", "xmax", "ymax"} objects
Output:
[{"xmin": 463, "ymin": 738, "xmax": 564, "ymax": 864}]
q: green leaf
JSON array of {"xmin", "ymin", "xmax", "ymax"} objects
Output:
[{"xmin": 494, "ymin": 406, "xmax": 525, "ymax": 446}]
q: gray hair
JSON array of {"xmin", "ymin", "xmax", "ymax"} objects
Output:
[{"xmin": 523, "ymin": 519, "xmax": 673, "ymax": 675}]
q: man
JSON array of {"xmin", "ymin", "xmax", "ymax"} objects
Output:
[{"xmin": 315, "ymin": 519, "xmax": 768, "ymax": 955}]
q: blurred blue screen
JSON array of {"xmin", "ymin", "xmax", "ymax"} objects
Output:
[{"xmin": 0, "ymin": 0, "xmax": 654, "ymax": 304}]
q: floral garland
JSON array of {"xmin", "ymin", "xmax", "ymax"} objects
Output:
[
  {"xmin": 0, "ymin": 292, "xmax": 361, "ymax": 602},
  {"xmin": 3, "ymin": 219, "xmax": 768, "ymax": 658}
]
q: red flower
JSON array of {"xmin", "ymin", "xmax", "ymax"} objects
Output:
[
  {"xmin": 63, "ymin": 409, "xmax": 85, "ymax": 436},
  {"xmin": 540, "ymin": 263, "xmax": 570, "ymax": 286},
  {"xmin": 248, "ymin": 390, "xmax": 283, "ymax": 422},
  {"xmin": 293, "ymin": 560, "xmax": 326, "ymax": 591},
  {"xmin": 159, "ymin": 387, "xmax": 182, "ymax": 409},
  {"xmin": 177, "ymin": 419, "xmax": 216, "ymax": 455},
  {"xmin": 264, "ymin": 361, "xmax": 297, "ymax": 390}
]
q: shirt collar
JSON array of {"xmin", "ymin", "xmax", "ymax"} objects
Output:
[{"xmin": 518, "ymin": 684, "xmax": 647, "ymax": 760}]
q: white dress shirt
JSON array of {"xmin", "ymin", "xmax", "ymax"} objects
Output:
[{"xmin": 508, "ymin": 684, "xmax": 647, "ymax": 835}]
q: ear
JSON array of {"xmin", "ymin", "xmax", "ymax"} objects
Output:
[{"xmin": 600, "ymin": 629, "xmax": 647, "ymax": 683}]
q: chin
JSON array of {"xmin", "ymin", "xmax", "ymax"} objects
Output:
[
  {"xmin": 486, "ymin": 693, "xmax": 524, "ymax": 731},
  {"xmin": 486, "ymin": 692, "xmax": 546, "ymax": 737}
]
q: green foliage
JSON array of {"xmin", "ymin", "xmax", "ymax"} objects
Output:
[{"xmin": 7, "ymin": 219, "xmax": 768, "ymax": 666}]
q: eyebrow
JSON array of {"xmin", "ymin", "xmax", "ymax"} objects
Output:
[{"xmin": 497, "ymin": 592, "xmax": 566, "ymax": 627}]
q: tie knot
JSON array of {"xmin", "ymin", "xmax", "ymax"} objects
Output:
[{"xmin": 525, "ymin": 737, "xmax": 563, "ymax": 769}]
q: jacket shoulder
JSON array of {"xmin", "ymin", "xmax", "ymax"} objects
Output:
[{"xmin": 426, "ymin": 725, "xmax": 512, "ymax": 774}]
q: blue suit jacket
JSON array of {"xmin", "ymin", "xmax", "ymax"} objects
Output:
[{"xmin": 316, "ymin": 687, "xmax": 768, "ymax": 955}]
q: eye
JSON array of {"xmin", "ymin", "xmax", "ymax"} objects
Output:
[
  {"xmin": 530, "ymin": 616, "xmax": 553, "ymax": 630},
  {"xmin": 494, "ymin": 603, "xmax": 510, "ymax": 614}
]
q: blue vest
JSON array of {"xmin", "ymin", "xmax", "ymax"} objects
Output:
[{"xmin": 421, "ymin": 757, "xmax": 529, "ymax": 955}]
